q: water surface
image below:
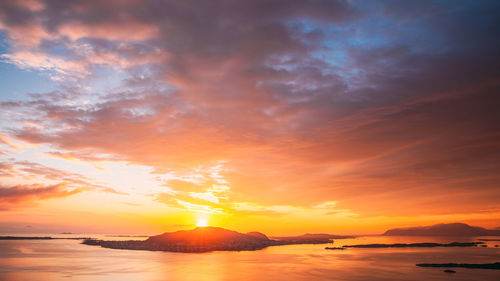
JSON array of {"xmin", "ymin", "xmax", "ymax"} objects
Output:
[{"xmin": 1, "ymin": 235, "xmax": 499, "ymax": 281}]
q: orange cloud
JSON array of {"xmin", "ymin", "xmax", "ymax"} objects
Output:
[
  {"xmin": 58, "ymin": 21, "xmax": 159, "ymax": 42},
  {"xmin": 0, "ymin": 183, "xmax": 82, "ymax": 209}
]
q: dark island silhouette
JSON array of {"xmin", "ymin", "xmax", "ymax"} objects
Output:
[
  {"xmin": 478, "ymin": 239, "xmax": 500, "ymax": 241},
  {"xmin": 82, "ymin": 226, "xmax": 338, "ymax": 253},
  {"xmin": 383, "ymin": 223, "xmax": 500, "ymax": 236},
  {"xmin": 342, "ymin": 242, "xmax": 483, "ymax": 248},
  {"xmin": 272, "ymin": 233, "xmax": 354, "ymax": 243},
  {"xmin": 0, "ymin": 236, "xmax": 90, "ymax": 240},
  {"xmin": 325, "ymin": 247, "xmax": 346, "ymax": 250},
  {"xmin": 417, "ymin": 262, "xmax": 500, "ymax": 270},
  {"xmin": 0, "ymin": 236, "xmax": 55, "ymax": 240}
]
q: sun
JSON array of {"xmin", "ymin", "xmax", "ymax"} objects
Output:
[{"xmin": 195, "ymin": 214, "xmax": 209, "ymax": 227}]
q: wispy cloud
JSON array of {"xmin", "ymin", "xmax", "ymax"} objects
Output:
[{"xmin": 0, "ymin": 183, "xmax": 81, "ymax": 209}]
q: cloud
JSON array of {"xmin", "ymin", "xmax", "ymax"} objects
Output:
[
  {"xmin": 57, "ymin": 21, "xmax": 159, "ymax": 42},
  {"xmin": 0, "ymin": 183, "xmax": 82, "ymax": 209},
  {"xmin": 0, "ymin": 0, "xmax": 354, "ymax": 80},
  {"xmin": 0, "ymin": 0, "xmax": 499, "ymax": 223},
  {"xmin": 0, "ymin": 160, "xmax": 126, "ymax": 197}
]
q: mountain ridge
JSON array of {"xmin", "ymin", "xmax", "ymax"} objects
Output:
[{"xmin": 383, "ymin": 223, "xmax": 500, "ymax": 236}]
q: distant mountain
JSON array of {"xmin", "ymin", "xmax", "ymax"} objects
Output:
[{"xmin": 383, "ymin": 223, "xmax": 500, "ymax": 237}]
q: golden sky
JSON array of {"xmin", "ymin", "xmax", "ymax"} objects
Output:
[{"xmin": 0, "ymin": 0, "xmax": 499, "ymax": 235}]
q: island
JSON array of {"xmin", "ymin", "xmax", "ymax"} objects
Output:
[
  {"xmin": 272, "ymin": 233, "xmax": 354, "ymax": 244},
  {"xmin": 416, "ymin": 262, "xmax": 500, "ymax": 270},
  {"xmin": 0, "ymin": 236, "xmax": 54, "ymax": 240},
  {"xmin": 383, "ymin": 223, "xmax": 500, "ymax": 236},
  {"xmin": 342, "ymin": 242, "xmax": 483, "ymax": 248},
  {"xmin": 478, "ymin": 239, "xmax": 500, "ymax": 241},
  {"xmin": 82, "ymin": 226, "xmax": 339, "ymax": 253},
  {"xmin": 0, "ymin": 236, "xmax": 90, "ymax": 240}
]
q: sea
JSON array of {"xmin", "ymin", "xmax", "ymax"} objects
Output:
[{"xmin": 0, "ymin": 234, "xmax": 499, "ymax": 280}]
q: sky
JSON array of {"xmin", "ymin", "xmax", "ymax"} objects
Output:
[{"xmin": 0, "ymin": 0, "xmax": 499, "ymax": 235}]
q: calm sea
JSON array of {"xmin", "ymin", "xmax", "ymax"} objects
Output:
[{"xmin": 1, "ymin": 235, "xmax": 499, "ymax": 280}]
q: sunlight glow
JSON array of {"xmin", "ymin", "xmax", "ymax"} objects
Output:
[{"xmin": 196, "ymin": 214, "xmax": 209, "ymax": 227}]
